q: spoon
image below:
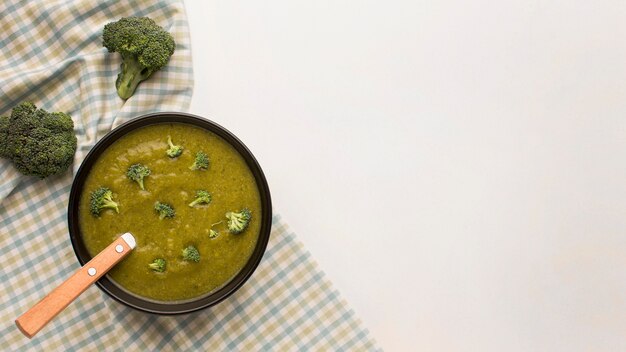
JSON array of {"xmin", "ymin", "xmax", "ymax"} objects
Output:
[{"xmin": 15, "ymin": 233, "xmax": 136, "ymax": 338}]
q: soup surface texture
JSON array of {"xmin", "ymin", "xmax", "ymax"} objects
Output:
[{"xmin": 79, "ymin": 123, "xmax": 261, "ymax": 301}]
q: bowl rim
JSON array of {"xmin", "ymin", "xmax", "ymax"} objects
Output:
[{"xmin": 67, "ymin": 112, "xmax": 272, "ymax": 314}]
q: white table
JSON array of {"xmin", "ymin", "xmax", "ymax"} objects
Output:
[{"xmin": 185, "ymin": 1, "xmax": 626, "ymax": 350}]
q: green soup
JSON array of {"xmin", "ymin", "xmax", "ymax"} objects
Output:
[{"xmin": 79, "ymin": 123, "xmax": 261, "ymax": 301}]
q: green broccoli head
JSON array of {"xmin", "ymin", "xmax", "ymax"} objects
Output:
[
  {"xmin": 166, "ymin": 135, "xmax": 183, "ymax": 158},
  {"xmin": 182, "ymin": 245, "xmax": 200, "ymax": 262},
  {"xmin": 188, "ymin": 190, "xmax": 212, "ymax": 207},
  {"xmin": 127, "ymin": 163, "xmax": 151, "ymax": 190},
  {"xmin": 189, "ymin": 151, "xmax": 209, "ymax": 170},
  {"xmin": 148, "ymin": 258, "xmax": 166, "ymax": 272},
  {"xmin": 225, "ymin": 209, "xmax": 252, "ymax": 234},
  {"xmin": 154, "ymin": 201, "xmax": 175, "ymax": 219},
  {"xmin": 102, "ymin": 16, "xmax": 175, "ymax": 99},
  {"xmin": 90, "ymin": 187, "xmax": 119, "ymax": 216},
  {"xmin": 209, "ymin": 229, "xmax": 219, "ymax": 239},
  {"xmin": 0, "ymin": 102, "xmax": 77, "ymax": 178},
  {"xmin": 0, "ymin": 115, "xmax": 9, "ymax": 158}
]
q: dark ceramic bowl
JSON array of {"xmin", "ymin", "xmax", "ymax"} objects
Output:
[{"xmin": 67, "ymin": 112, "xmax": 272, "ymax": 314}]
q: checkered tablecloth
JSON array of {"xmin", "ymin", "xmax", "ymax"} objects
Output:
[{"xmin": 0, "ymin": 1, "xmax": 380, "ymax": 350}]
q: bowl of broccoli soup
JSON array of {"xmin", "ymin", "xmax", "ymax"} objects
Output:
[{"xmin": 67, "ymin": 112, "xmax": 272, "ymax": 314}]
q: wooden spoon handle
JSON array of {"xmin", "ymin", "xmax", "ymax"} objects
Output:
[{"xmin": 15, "ymin": 233, "xmax": 136, "ymax": 338}]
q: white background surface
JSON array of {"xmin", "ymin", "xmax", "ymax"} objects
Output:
[{"xmin": 185, "ymin": 1, "xmax": 626, "ymax": 351}]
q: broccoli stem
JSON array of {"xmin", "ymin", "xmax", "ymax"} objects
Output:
[
  {"xmin": 102, "ymin": 200, "xmax": 120, "ymax": 213},
  {"xmin": 116, "ymin": 54, "xmax": 151, "ymax": 99}
]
